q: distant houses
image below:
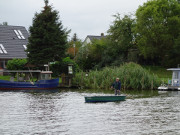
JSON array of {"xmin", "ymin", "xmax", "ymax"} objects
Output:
[
  {"xmin": 82, "ymin": 33, "xmax": 106, "ymax": 47},
  {"xmin": 0, "ymin": 25, "xmax": 28, "ymax": 70}
]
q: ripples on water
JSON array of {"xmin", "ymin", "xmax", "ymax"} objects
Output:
[{"xmin": 0, "ymin": 90, "xmax": 179, "ymax": 135}]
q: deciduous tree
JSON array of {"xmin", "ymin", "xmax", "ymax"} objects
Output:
[{"xmin": 135, "ymin": 0, "xmax": 180, "ymax": 66}]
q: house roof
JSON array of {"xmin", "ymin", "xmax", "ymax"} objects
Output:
[
  {"xmin": 86, "ymin": 35, "xmax": 106, "ymax": 41},
  {"xmin": 0, "ymin": 25, "xmax": 29, "ymax": 59}
]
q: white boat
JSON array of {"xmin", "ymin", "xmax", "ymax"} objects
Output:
[{"xmin": 158, "ymin": 68, "xmax": 180, "ymax": 91}]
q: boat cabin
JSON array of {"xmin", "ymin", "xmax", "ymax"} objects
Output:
[
  {"xmin": 167, "ymin": 68, "xmax": 180, "ymax": 87},
  {"xmin": 40, "ymin": 71, "xmax": 52, "ymax": 80},
  {"xmin": 1, "ymin": 70, "xmax": 53, "ymax": 82}
]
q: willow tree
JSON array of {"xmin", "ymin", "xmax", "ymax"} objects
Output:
[{"xmin": 27, "ymin": 0, "xmax": 69, "ymax": 65}]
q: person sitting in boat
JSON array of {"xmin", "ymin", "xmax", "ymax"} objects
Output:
[{"xmin": 111, "ymin": 78, "xmax": 121, "ymax": 95}]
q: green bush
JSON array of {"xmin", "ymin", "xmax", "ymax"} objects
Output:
[
  {"xmin": 50, "ymin": 57, "xmax": 80, "ymax": 77},
  {"xmin": 73, "ymin": 62, "xmax": 159, "ymax": 90},
  {"xmin": 7, "ymin": 59, "xmax": 27, "ymax": 70}
]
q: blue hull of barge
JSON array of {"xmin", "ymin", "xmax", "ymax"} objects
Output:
[{"xmin": 0, "ymin": 78, "xmax": 59, "ymax": 90}]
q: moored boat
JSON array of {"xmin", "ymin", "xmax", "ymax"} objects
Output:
[
  {"xmin": 0, "ymin": 70, "xmax": 59, "ymax": 90},
  {"xmin": 85, "ymin": 95, "xmax": 126, "ymax": 103},
  {"xmin": 158, "ymin": 68, "xmax": 180, "ymax": 91}
]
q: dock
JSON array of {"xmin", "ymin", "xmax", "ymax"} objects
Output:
[{"xmin": 158, "ymin": 85, "xmax": 180, "ymax": 91}]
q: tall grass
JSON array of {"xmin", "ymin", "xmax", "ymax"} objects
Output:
[
  {"xmin": 73, "ymin": 62, "xmax": 159, "ymax": 90},
  {"xmin": 143, "ymin": 65, "xmax": 172, "ymax": 84}
]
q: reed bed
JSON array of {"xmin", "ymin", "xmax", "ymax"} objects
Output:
[{"xmin": 73, "ymin": 62, "xmax": 159, "ymax": 90}]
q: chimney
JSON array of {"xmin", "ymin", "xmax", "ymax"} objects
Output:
[{"xmin": 101, "ymin": 33, "xmax": 104, "ymax": 37}]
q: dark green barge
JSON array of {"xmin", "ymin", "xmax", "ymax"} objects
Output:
[{"xmin": 85, "ymin": 95, "xmax": 126, "ymax": 103}]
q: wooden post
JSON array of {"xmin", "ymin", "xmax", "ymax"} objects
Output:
[
  {"xmin": 151, "ymin": 80, "xmax": 153, "ymax": 90},
  {"xmin": 17, "ymin": 73, "xmax": 19, "ymax": 82}
]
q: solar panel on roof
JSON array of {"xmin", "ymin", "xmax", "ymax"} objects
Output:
[
  {"xmin": 23, "ymin": 45, "xmax": 27, "ymax": 50},
  {"xmin": 0, "ymin": 48, "xmax": 3, "ymax": 53},
  {"xmin": 0, "ymin": 44, "xmax": 7, "ymax": 54},
  {"xmin": 18, "ymin": 30, "xmax": 25, "ymax": 39},
  {"xmin": 14, "ymin": 30, "xmax": 21, "ymax": 39}
]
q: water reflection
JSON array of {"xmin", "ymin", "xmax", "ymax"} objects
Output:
[{"xmin": 0, "ymin": 90, "xmax": 179, "ymax": 135}]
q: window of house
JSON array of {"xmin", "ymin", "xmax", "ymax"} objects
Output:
[
  {"xmin": 0, "ymin": 60, "xmax": 7, "ymax": 69},
  {"xmin": 0, "ymin": 44, "xmax": 7, "ymax": 54},
  {"xmin": 14, "ymin": 30, "xmax": 25, "ymax": 39}
]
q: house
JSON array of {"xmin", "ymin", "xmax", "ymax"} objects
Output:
[
  {"xmin": 82, "ymin": 33, "xmax": 106, "ymax": 47},
  {"xmin": 0, "ymin": 25, "xmax": 28, "ymax": 70}
]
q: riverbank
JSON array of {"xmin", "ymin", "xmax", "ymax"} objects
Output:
[{"xmin": 0, "ymin": 63, "xmax": 171, "ymax": 90}]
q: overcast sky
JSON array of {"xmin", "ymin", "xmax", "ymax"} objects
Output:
[{"xmin": 0, "ymin": 0, "xmax": 147, "ymax": 40}]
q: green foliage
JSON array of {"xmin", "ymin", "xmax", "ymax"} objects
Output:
[
  {"xmin": 50, "ymin": 57, "xmax": 79, "ymax": 76},
  {"xmin": 67, "ymin": 33, "xmax": 83, "ymax": 58},
  {"xmin": 75, "ymin": 38, "xmax": 110, "ymax": 70},
  {"xmin": 27, "ymin": 0, "xmax": 69, "ymax": 65},
  {"xmin": 167, "ymin": 35, "xmax": 180, "ymax": 67},
  {"xmin": 135, "ymin": 0, "xmax": 180, "ymax": 66},
  {"xmin": 143, "ymin": 66, "xmax": 171, "ymax": 79},
  {"xmin": 107, "ymin": 14, "xmax": 137, "ymax": 66},
  {"xmin": 68, "ymin": 33, "xmax": 82, "ymax": 49},
  {"xmin": 7, "ymin": 59, "xmax": 27, "ymax": 70},
  {"xmin": 0, "ymin": 76, "xmax": 11, "ymax": 81},
  {"xmin": 108, "ymin": 14, "xmax": 136, "ymax": 56},
  {"xmin": 73, "ymin": 62, "xmax": 159, "ymax": 90},
  {"xmin": 76, "ymin": 14, "xmax": 137, "ymax": 71}
]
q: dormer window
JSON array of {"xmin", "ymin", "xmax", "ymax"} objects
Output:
[
  {"xmin": 0, "ymin": 44, "xmax": 7, "ymax": 54},
  {"xmin": 14, "ymin": 30, "xmax": 25, "ymax": 39}
]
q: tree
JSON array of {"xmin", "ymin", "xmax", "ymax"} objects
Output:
[
  {"xmin": 50, "ymin": 57, "xmax": 79, "ymax": 76},
  {"xmin": 72, "ymin": 33, "xmax": 78, "ymax": 42},
  {"xmin": 135, "ymin": 0, "xmax": 180, "ymax": 66},
  {"xmin": 75, "ymin": 38, "xmax": 109, "ymax": 70},
  {"xmin": 7, "ymin": 59, "xmax": 27, "ymax": 70},
  {"xmin": 67, "ymin": 33, "xmax": 82, "ymax": 58},
  {"xmin": 0, "ymin": 22, "xmax": 8, "ymax": 25},
  {"xmin": 27, "ymin": 0, "xmax": 69, "ymax": 65},
  {"xmin": 108, "ymin": 14, "xmax": 136, "ymax": 61}
]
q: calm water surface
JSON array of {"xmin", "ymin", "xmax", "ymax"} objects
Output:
[{"xmin": 0, "ymin": 90, "xmax": 179, "ymax": 135}]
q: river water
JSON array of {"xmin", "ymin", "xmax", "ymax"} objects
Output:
[{"xmin": 0, "ymin": 90, "xmax": 179, "ymax": 135}]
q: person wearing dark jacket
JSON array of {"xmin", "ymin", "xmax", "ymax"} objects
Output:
[{"xmin": 111, "ymin": 78, "xmax": 121, "ymax": 95}]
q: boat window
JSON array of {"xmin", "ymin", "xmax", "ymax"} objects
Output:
[
  {"xmin": 173, "ymin": 71, "xmax": 179, "ymax": 79},
  {"xmin": 41, "ymin": 74, "xmax": 51, "ymax": 80}
]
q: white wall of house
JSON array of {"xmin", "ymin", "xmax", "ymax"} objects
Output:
[{"xmin": 82, "ymin": 37, "xmax": 91, "ymax": 47}]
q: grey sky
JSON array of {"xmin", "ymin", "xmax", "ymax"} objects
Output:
[{"xmin": 0, "ymin": 0, "xmax": 147, "ymax": 40}]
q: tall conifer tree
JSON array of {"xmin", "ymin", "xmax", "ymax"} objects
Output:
[{"xmin": 27, "ymin": 0, "xmax": 68, "ymax": 65}]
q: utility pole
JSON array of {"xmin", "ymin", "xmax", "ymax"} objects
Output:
[{"xmin": 73, "ymin": 43, "xmax": 76, "ymax": 57}]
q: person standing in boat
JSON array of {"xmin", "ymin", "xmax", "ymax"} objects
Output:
[{"xmin": 111, "ymin": 78, "xmax": 121, "ymax": 95}]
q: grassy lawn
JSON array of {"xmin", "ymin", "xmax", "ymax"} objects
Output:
[{"xmin": 143, "ymin": 66, "xmax": 172, "ymax": 84}]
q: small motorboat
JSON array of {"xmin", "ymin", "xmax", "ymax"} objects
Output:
[{"xmin": 85, "ymin": 95, "xmax": 126, "ymax": 103}]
